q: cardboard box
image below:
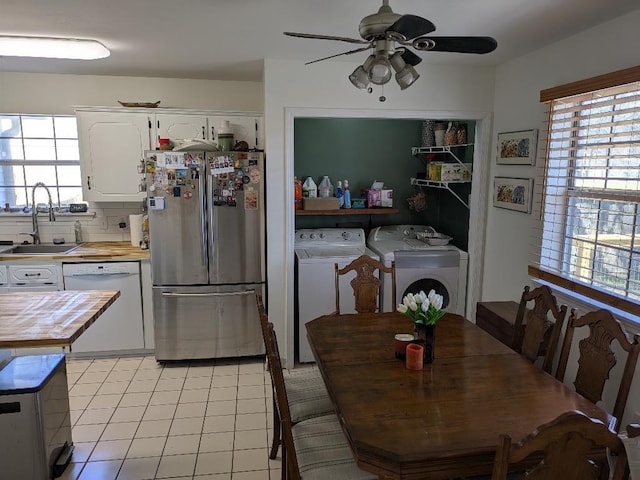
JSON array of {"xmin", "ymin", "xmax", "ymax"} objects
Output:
[
  {"xmin": 428, "ymin": 162, "xmax": 472, "ymax": 182},
  {"xmin": 362, "ymin": 189, "xmax": 394, "ymax": 208},
  {"xmin": 303, "ymin": 197, "xmax": 340, "ymax": 210}
]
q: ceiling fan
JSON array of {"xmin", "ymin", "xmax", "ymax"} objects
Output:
[{"xmin": 284, "ymin": 0, "xmax": 497, "ymax": 97}]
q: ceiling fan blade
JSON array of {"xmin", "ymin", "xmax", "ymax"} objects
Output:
[
  {"xmin": 413, "ymin": 36, "xmax": 497, "ymax": 54},
  {"xmin": 284, "ymin": 32, "xmax": 369, "ymax": 45},
  {"xmin": 305, "ymin": 46, "xmax": 372, "ymax": 65},
  {"xmin": 400, "ymin": 49, "xmax": 422, "ymax": 67},
  {"xmin": 386, "ymin": 15, "xmax": 436, "ymax": 41}
]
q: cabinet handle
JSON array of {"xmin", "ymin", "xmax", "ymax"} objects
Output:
[
  {"xmin": 24, "ymin": 273, "xmax": 42, "ymax": 277},
  {"xmin": 211, "ymin": 126, "xmax": 215, "ymax": 140},
  {"xmin": 87, "ymin": 176, "xmax": 92, "ymax": 190}
]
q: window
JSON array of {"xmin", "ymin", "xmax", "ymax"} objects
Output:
[
  {"xmin": 0, "ymin": 114, "xmax": 82, "ymax": 209},
  {"xmin": 533, "ymin": 66, "xmax": 640, "ymax": 311}
]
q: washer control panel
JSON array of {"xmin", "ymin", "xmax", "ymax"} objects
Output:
[{"xmin": 295, "ymin": 228, "xmax": 365, "ymax": 247}]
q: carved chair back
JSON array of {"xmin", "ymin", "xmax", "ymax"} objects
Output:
[
  {"xmin": 555, "ymin": 309, "xmax": 640, "ymax": 432},
  {"xmin": 334, "ymin": 255, "xmax": 396, "ymax": 314},
  {"xmin": 513, "ymin": 285, "xmax": 567, "ymax": 374},
  {"xmin": 491, "ymin": 410, "xmax": 627, "ymax": 480}
]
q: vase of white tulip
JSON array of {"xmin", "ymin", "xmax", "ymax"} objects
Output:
[{"xmin": 397, "ymin": 290, "xmax": 445, "ymax": 364}]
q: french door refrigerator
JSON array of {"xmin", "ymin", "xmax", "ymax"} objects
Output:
[{"xmin": 145, "ymin": 150, "xmax": 265, "ymax": 361}]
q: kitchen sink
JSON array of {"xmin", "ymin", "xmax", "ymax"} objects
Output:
[{"xmin": 0, "ymin": 244, "xmax": 82, "ymax": 255}]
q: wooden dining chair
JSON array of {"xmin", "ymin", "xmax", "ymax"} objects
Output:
[
  {"xmin": 512, "ymin": 285, "xmax": 567, "ymax": 374},
  {"xmin": 555, "ymin": 308, "xmax": 640, "ymax": 432},
  {"xmin": 335, "ymin": 255, "xmax": 395, "ymax": 314},
  {"xmin": 255, "ymin": 293, "xmax": 334, "ymax": 460},
  {"xmin": 621, "ymin": 423, "xmax": 640, "ymax": 479},
  {"xmin": 265, "ymin": 321, "xmax": 377, "ymax": 480},
  {"xmin": 491, "ymin": 410, "xmax": 628, "ymax": 480}
]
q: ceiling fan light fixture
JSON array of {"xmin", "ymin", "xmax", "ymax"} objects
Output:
[
  {"xmin": 349, "ymin": 65, "xmax": 370, "ymax": 90},
  {"xmin": 390, "ymin": 52, "xmax": 419, "ymax": 90},
  {"xmin": 0, "ymin": 35, "xmax": 110, "ymax": 59},
  {"xmin": 368, "ymin": 53, "xmax": 392, "ymax": 85},
  {"xmin": 395, "ymin": 66, "xmax": 420, "ymax": 90},
  {"xmin": 349, "ymin": 54, "xmax": 375, "ymax": 90}
]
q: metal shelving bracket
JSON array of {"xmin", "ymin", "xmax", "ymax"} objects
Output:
[{"xmin": 410, "ymin": 178, "xmax": 470, "ymax": 209}]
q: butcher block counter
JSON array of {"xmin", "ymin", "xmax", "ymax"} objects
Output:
[
  {"xmin": 0, "ymin": 241, "xmax": 149, "ymax": 262},
  {"xmin": 0, "ymin": 290, "xmax": 120, "ymax": 348}
]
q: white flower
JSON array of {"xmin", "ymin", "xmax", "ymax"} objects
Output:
[
  {"xmin": 414, "ymin": 294, "xmax": 423, "ymax": 304},
  {"xmin": 403, "ymin": 296, "xmax": 411, "ymax": 307},
  {"xmin": 407, "ymin": 293, "xmax": 415, "ymax": 303},
  {"xmin": 431, "ymin": 294, "xmax": 443, "ymax": 310},
  {"xmin": 409, "ymin": 301, "xmax": 418, "ymax": 312},
  {"xmin": 397, "ymin": 304, "xmax": 408, "ymax": 313},
  {"xmin": 428, "ymin": 289, "xmax": 437, "ymax": 303},
  {"xmin": 421, "ymin": 303, "xmax": 428, "ymax": 313}
]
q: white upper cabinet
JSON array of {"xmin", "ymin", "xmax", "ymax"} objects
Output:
[
  {"xmin": 208, "ymin": 115, "xmax": 263, "ymax": 149},
  {"xmin": 77, "ymin": 111, "xmax": 150, "ymax": 202},
  {"xmin": 157, "ymin": 114, "xmax": 263, "ymax": 149},
  {"xmin": 155, "ymin": 114, "xmax": 208, "ymax": 144},
  {"xmin": 76, "ymin": 108, "xmax": 263, "ymax": 202}
]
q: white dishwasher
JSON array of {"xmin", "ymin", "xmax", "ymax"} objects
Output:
[{"xmin": 63, "ymin": 262, "xmax": 145, "ymax": 353}]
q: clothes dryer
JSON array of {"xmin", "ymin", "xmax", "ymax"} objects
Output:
[
  {"xmin": 367, "ymin": 225, "xmax": 468, "ymax": 315},
  {"xmin": 295, "ymin": 228, "xmax": 379, "ymax": 362}
]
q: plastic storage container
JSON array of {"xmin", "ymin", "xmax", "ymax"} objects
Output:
[
  {"xmin": 302, "ymin": 177, "xmax": 317, "ymax": 198},
  {"xmin": 343, "ymin": 179, "xmax": 352, "ymax": 208},
  {"xmin": 318, "ymin": 176, "xmax": 334, "ymax": 198},
  {"xmin": 336, "ymin": 180, "xmax": 344, "ymax": 208}
]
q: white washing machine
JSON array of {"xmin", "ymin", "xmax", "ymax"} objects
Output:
[
  {"xmin": 367, "ymin": 225, "xmax": 468, "ymax": 315},
  {"xmin": 295, "ymin": 228, "xmax": 380, "ymax": 363}
]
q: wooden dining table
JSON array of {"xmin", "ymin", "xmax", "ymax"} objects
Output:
[{"xmin": 306, "ymin": 311, "xmax": 613, "ymax": 480}]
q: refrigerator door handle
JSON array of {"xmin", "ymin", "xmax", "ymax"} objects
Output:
[
  {"xmin": 161, "ymin": 289, "xmax": 256, "ymax": 298},
  {"xmin": 200, "ymin": 171, "xmax": 207, "ymax": 266}
]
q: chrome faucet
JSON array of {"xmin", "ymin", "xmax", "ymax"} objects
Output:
[{"xmin": 30, "ymin": 182, "xmax": 56, "ymax": 244}]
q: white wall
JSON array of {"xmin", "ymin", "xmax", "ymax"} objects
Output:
[
  {"xmin": 0, "ymin": 72, "xmax": 264, "ymax": 243},
  {"xmin": 487, "ymin": 9, "xmax": 640, "ymax": 427},
  {"xmin": 0, "ymin": 72, "xmax": 263, "ymax": 114},
  {"xmin": 263, "ymin": 59, "xmax": 496, "ymax": 365}
]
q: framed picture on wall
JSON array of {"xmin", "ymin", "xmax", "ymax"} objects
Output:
[
  {"xmin": 496, "ymin": 129, "xmax": 538, "ymax": 165},
  {"xmin": 493, "ymin": 177, "xmax": 533, "ymax": 213}
]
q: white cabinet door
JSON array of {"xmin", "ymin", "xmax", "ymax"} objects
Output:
[
  {"xmin": 208, "ymin": 116, "xmax": 263, "ymax": 149},
  {"xmin": 155, "ymin": 114, "xmax": 208, "ymax": 145},
  {"xmin": 77, "ymin": 111, "xmax": 150, "ymax": 201}
]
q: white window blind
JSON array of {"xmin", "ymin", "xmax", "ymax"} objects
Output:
[{"xmin": 534, "ymin": 68, "xmax": 640, "ymax": 312}]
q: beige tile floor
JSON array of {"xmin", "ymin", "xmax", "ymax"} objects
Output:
[{"xmin": 61, "ymin": 355, "xmax": 281, "ymax": 480}]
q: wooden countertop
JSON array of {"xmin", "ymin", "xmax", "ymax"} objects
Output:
[
  {"xmin": 0, "ymin": 242, "xmax": 149, "ymax": 262},
  {"xmin": 0, "ymin": 290, "xmax": 121, "ymax": 348}
]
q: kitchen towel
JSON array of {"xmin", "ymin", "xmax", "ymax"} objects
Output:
[{"xmin": 129, "ymin": 214, "xmax": 143, "ymax": 247}]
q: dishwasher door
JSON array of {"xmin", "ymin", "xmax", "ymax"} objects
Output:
[{"xmin": 63, "ymin": 262, "xmax": 144, "ymax": 353}]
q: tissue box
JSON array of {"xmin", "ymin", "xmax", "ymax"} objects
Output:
[
  {"xmin": 363, "ymin": 189, "xmax": 394, "ymax": 208},
  {"xmin": 429, "ymin": 162, "xmax": 472, "ymax": 182},
  {"xmin": 303, "ymin": 197, "xmax": 340, "ymax": 210}
]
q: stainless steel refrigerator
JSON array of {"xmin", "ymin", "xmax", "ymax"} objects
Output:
[{"xmin": 145, "ymin": 150, "xmax": 265, "ymax": 361}]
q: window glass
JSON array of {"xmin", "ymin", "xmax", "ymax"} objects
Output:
[
  {"xmin": 0, "ymin": 115, "xmax": 81, "ymax": 208},
  {"xmin": 22, "ymin": 116, "xmax": 54, "ymax": 138}
]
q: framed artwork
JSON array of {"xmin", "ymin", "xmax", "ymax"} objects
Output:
[
  {"xmin": 496, "ymin": 129, "xmax": 538, "ymax": 165},
  {"xmin": 493, "ymin": 177, "xmax": 533, "ymax": 213}
]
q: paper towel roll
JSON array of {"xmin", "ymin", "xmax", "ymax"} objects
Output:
[{"xmin": 129, "ymin": 214, "xmax": 144, "ymax": 247}]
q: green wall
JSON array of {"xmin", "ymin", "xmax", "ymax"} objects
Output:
[{"xmin": 293, "ymin": 118, "xmax": 473, "ymax": 251}]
